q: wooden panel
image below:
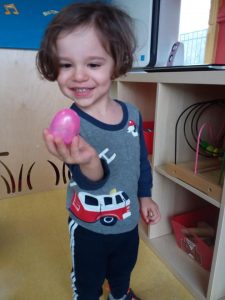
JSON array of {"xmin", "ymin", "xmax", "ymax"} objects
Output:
[
  {"xmin": 0, "ymin": 49, "xmax": 70, "ymax": 199},
  {"xmin": 162, "ymin": 161, "xmax": 222, "ymax": 202},
  {"xmin": 207, "ymin": 199, "xmax": 225, "ymax": 299},
  {"xmin": 117, "ymin": 81, "xmax": 156, "ymax": 121},
  {"xmin": 204, "ymin": 0, "xmax": 221, "ymax": 63},
  {"xmin": 214, "ymin": 0, "xmax": 225, "ymax": 64}
]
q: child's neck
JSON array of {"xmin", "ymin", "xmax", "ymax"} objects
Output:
[{"xmin": 85, "ymin": 99, "xmax": 123, "ymax": 125}]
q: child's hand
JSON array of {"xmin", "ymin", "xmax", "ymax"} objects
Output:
[
  {"xmin": 139, "ymin": 197, "xmax": 161, "ymax": 225},
  {"xmin": 43, "ymin": 128, "xmax": 95, "ymax": 164},
  {"xmin": 43, "ymin": 128, "xmax": 103, "ymax": 181}
]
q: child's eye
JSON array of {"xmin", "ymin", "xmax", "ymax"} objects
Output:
[
  {"xmin": 59, "ymin": 63, "xmax": 72, "ymax": 69},
  {"xmin": 88, "ymin": 63, "xmax": 101, "ymax": 68}
]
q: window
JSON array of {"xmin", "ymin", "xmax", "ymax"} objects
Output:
[
  {"xmin": 179, "ymin": 0, "xmax": 211, "ymax": 65},
  {"xmin": 104, "ymin": 197, "xmax": 113, "ymax": 205},
  {"xmin": 115, "ymin": 195, "xmax": 123, "ymax": 204},
  {"xmin": 85, "ymin": 195, "xmax": 98, "ymax": 206}
]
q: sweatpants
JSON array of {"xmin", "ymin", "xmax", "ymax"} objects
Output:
[{"xmin": 68, "ymin": 217, "xmax": 139, "ymax": 300}]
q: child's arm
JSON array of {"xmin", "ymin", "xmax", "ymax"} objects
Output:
[
  {"xmin": 139, "ymin": 197, "xmax": 161, "ymax": 224},
  {"xmin": 43, "ymin": 129, "xmax": 103, "ymax": 181},
  {"xmin": 137, "ymin": 114, "xmax": 161, "ymax": 224}
]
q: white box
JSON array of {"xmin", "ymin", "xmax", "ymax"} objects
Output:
[{"xmin": 112, "ymin": 0, "xmax": 181, "ymax": 68}]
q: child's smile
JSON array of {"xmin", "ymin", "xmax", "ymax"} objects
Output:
[{"xmin": 72, "ymin": 87, "xmax": 95, "ymax": 99}]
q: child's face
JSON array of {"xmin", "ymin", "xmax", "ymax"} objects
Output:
[{"xmin": 56, "ymin": 26, "xmax": 115, "ymax": 110}]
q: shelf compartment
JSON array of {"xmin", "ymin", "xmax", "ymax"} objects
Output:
[
  {"xmin": 158, "ymin": 160, "xmax": 223, "ymax": 203},
  {"xmin": 139, "ymin": 228, "xmax": 209, "ymax": 300}
]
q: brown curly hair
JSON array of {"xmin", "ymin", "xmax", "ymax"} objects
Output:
[{"xmin": 36, "ymin": 1, "xmax": 136, "ymax": 81}]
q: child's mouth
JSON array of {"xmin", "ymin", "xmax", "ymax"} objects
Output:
[{"xmin": 73, "ymin": 87, "xmax": 94, "ymax": 97}]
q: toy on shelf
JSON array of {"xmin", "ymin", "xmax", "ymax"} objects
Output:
[
  {"xmin": 171, "ymin": 205, "xmax": 219, "ymax": 270},
  {"xmin": 162, "ymin": 99, "xmax": 224, "ymax": 201},
  {"xmin": 181, "ymin": 221, "xmax": 215, "ymax": 247},
  {"xmin": 49, "ymin": 108, "xmax": 80, "ymax": 144},
  {"xmin": 175, "ymin": 99, "xmax": 225, "ymax": 161},
  {"xmin": 175, "ymin": 99, "xmax": 225, "ymax": 185}
]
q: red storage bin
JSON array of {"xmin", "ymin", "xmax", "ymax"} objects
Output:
[
  {"xmin": 143, "ymin": 121, "xmax": 154, "ymax": 155},
  {"xmin": 171, "ymin": 205, "xmax": 219, "ymax": 270}
]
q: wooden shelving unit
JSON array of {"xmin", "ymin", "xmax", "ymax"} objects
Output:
[{"xmin": 116, "ymin": 70, "xmax": 225, "ymax": 300}]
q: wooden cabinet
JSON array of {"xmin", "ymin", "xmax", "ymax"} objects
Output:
[{"xmin": 115, "ymin": 71, "xmax": 225, "ymax": 300}]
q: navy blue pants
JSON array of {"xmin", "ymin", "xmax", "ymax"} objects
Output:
[{"xmin": 68, "ymin": 218, "xmax": 139, "ymax": 300}]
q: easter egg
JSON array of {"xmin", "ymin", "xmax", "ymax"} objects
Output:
[{"xmin": 49, "ymin": 108, "xmax": 80, "ymax": 144}]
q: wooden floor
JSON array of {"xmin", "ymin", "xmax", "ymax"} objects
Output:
[{"xmin": 0, "ymin": 189, "xmax": 195, "ymax": 300}]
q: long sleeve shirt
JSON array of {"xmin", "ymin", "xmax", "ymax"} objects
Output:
[{"xmin": 66, "ymin": 100, "xmax": 152, "ymax": 234}]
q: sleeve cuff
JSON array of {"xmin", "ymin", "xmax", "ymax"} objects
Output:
[{"xmin": 68, "ymin": 158, "xmax": 110, "ymax": 190}]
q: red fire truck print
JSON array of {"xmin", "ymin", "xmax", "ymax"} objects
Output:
[{"xmin": 70, "ymin": 190, "xmax": 131, "ymax": 226}]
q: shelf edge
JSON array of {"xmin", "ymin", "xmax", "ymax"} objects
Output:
[{"xmin": 155, "ymin": 166, "xmax": 221, "ymax": 208}]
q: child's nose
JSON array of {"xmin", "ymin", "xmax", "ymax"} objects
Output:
[{"xmin": 72, "ymin": 67, "xmax": 88, "ymax": 82}]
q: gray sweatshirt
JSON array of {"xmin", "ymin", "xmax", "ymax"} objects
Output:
[{"xmin": 66, "ymin": 100, "xmax": 152, "ymax": 234}]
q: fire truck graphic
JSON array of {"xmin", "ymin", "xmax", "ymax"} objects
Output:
[{"xmin": 70, "ymin": 191, "xmax": 131, "ymax": 226}]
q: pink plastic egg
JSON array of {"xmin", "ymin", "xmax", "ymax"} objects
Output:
[{"xmin": 49, "ymin": 108, "xmax": 80, "ymax": 144}]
